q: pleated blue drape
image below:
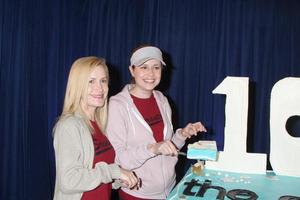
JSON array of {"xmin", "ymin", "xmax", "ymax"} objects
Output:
[{"xmin": 1, "ymin": 0, "xmax": 300, "ymax": 199}]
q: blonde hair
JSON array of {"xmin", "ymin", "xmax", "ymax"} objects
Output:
[{"xmin": 59, "ymin": 56, "xmax": 109, "ymax": 132}]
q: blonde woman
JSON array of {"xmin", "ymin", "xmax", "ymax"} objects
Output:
[{"xmin": 53, "ymin": 56, "xmax": 138, "ymax": 200}]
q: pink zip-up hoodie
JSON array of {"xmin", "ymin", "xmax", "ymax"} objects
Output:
[{"xmin": 106, "ymin": 84, "xmax": 186, "ymax": 199}]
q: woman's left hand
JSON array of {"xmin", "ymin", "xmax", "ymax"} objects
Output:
[{"xmin": 180, "ymin": 122, "xmax": 207, "ymax": 139}]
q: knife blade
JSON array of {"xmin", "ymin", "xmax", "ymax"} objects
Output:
[{"xmin": 177, "ymin": 151, "xmax": 187, "ymax": 156}]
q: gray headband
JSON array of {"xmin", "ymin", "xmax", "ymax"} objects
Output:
[{"xmin": 130, "ymin": 46, "xmax": 166, "ymax": 67}]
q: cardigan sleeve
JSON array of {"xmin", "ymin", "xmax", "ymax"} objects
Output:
[{"xmin": 53, "ymin": 118, "xmax": 121, "ymax": 193}]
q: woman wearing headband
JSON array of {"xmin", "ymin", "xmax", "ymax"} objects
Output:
[{"xmin": 107, "ymin": 46, "xmax": 207, "ymax": 200}]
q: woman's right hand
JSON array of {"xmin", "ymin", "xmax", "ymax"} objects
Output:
[
  {"xmin": 119, "ymin": 168, "xmax": 139, "ymax": 189},
  {"xmin": 148, "ymin": 140, "xmax": 178, "ymax": 156}
]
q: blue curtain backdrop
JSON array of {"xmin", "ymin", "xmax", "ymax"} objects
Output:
[{"xmin": 1, "ymin": 0, "xmax": 300, "ymax": 199}]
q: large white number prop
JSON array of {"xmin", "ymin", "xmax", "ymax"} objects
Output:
[
  {"xmin": 270, "ymin": 77, "xmax": 300, "ymax": 177},
  {"xmin": 206, "ymin": 77, "xmax": 267, "ymax": 174}
]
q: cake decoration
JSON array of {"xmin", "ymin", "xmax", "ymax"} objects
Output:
[
  {"xmin": 168, "ymin": 77, "xmax": 300, "ymax": 199},
  {"xmin": 192, "ymin": 161, "xmax": 204, "ymax": 176},
  {"xmin": 187, "ymin": 140, "xmax": 217, "ymax": 161}
]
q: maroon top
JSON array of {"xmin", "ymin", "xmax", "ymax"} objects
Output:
[
  {"xmin": 81, "ymin": 121, "xmax": 115, "ymax": 200},
  {"xmin": 131, "ymin": 94, "xmax": 164, "ymax": 142}
]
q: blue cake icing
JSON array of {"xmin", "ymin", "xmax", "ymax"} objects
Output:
[
  {"xmin": 167, "ymin": 168, "xmax": 300, "ymax": 200},
  {"xmin": 187, "ymin": 141, "xmax": 217, "ymax": 161}
]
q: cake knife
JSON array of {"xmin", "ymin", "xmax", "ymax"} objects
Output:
[{"xmin": 177, "ymin": 151, "xmax": 187, "ymax": 156}]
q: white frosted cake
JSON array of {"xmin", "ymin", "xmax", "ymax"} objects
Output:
[{"xmin": 187, "ymin": 140, "xmax": 217, "ymax": 161}]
